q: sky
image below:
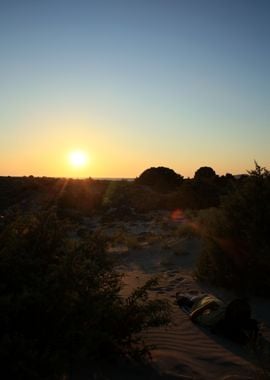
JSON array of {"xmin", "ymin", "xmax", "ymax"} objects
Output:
[{"xmin": 0, "ymin": 0, "xmax": 269, "ymax": 178}]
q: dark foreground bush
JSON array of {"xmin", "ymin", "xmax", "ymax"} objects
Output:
[
  {"xmin": 196, "ymin": 163, "xmax": 270, "ymax": 295},
  {"xmin": 0, "ymin": 212, "xmax": 170, "ymax": 379}
]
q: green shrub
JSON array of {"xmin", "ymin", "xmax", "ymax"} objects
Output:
[
  {"xmin": 177, "ymin": 222, "xmax": 198, "ymax": 239},
  {"xmin": 0, "ymin": 212, "xmax": 170, "ymax": 379},
  {"xmin": 196, "ymin": 163, "xmax": 270, "ymax": 295},
  {"xmin": 196, "ymin": 238, "xmax": 238, "ymax": 288}
]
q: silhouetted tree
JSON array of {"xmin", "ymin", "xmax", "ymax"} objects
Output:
[
  {"xmin": 136, "ymin": 166, "xmax": 183, "ymax": 193},
  {"xmin": 194, "ymin": 166, "xmax": 217, "ymax": 181}
]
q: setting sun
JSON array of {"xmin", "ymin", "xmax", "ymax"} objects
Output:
[{"xmin": 69, "ymin": 150, "xmax": 88, "ymax": 168}]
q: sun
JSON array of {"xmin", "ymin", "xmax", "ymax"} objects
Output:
[{"xmin": 69, "ymin": 150, "xmax": 88, "ymax": 168}]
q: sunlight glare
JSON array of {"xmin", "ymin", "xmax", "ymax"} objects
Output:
[{"xmin": 69, "ymin": 150, "xmax": 88, "ymax": 168}]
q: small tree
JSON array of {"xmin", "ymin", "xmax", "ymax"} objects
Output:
[
  {"xmin": 194, "ymin": 166, "xmax": 217, "ymax": 181},
  {"xmin": 136, "ymin": 167, "xmax": 183, "ymax": 192}
]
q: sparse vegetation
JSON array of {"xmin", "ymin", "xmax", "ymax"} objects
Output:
[
  {"xmin": 1, "ymin": 162, "xmax": 270, "ymax": 378},
  {"xmin": 176, "ymin": 222, "xmax": 198, "ymax": 239},
  {"xmin": 196, "ymin": 163, "xmax": 270, "ymax": 295},
  {"xmin": 0, "ymin": 212, "xmax": 170, "ymax": 379}
]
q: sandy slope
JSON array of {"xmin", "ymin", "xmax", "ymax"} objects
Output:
[{"xmin": 105, "ymin": 212, "xmax": 270, "ymax": 380}]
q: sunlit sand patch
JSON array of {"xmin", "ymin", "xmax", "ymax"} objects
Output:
[{"xmin": 106, "ymin": 245, "xmax": 129, "ymax": 253}]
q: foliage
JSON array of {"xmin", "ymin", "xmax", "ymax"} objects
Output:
[
  {"xmin": 194, "ymin": 166, "xmax": 217, "ymax": 181},
  {"xmin": 135, "ymin": 167, "xmax": 183, "ymax": 193},
  {"xmin": 196, "ymin": 163, "xmax": 270, "ymax": 295},
  {"xmin": 57, "ymin": 178, "xmax": 108, "ymax": 215},
  {"xmin": 0, "ymin": 212, "xmax": 170, "ymax": 379},
  {"xmin": 0, "ymin": 170, "xmax": 236, "ymax": 218},
  {"xmin": 0, "ymin": 176, "xmax": 58, "ymax": 213}
]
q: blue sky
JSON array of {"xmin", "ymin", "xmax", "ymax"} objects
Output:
[{"xmin": 0, "ymin": 0, "xmax": 269, "ymax": 177}]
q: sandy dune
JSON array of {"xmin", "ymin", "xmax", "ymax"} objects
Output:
[{"xmin": 102, "ymin": 212, "xmax": 270, "ymax": 380}]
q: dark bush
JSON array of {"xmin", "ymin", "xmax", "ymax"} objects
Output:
[
  {"xmin": 0, "ymin": 212, "xmax": 170, "ymax": 379},
  {"xmin": 196, "ymin": 238, "xmax": 241, "ymax": 288},
  {"xmin": 135, "ymin": 167, "xmax": 183, "ymax": 193},
  {"xmin": 194, "ymin": 166, "xmax": 217, "ymax": 181},
  {"xmin": 57, "ymin": 178, "xmax": 109, "ymax": 215},
  {"xmin": 196, "ymin": 163, "xmax": 270, "ymax": 295}
]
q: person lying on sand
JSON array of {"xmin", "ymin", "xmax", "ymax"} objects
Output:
[{"xmin": 176, "ymin": 293, "xmax": 258, "ymax": 344}]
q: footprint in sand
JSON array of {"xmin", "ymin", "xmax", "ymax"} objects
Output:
[
  {"xmin": 151, "ymin": 286, "xmax": 164, "ymax": 292},
  {"xmin": 175, "ymin": 276, "xmax": 185, "ymax": 282},
  {"xmin": 168, "ymin": 269, "xmax": 179, "ymax": 275}
]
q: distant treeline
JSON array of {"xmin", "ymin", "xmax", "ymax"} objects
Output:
[{"xmin": 0, "ymin": 165, "xmax": 242, "ymax": 215}]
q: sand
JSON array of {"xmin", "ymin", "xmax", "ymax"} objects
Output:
[{"xmin": 83, "ymin": 211, "xmax": 270, "ymax": 379}]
